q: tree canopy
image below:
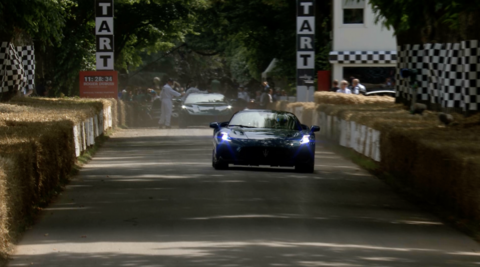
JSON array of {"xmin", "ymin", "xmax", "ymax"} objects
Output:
[
  {"xmin": 367, "ymin": 0, "xmax": 480, "ymax": 44},
  {"xmin": 1, "ymin": 0, "xmax": 334, "ymax": 96}
]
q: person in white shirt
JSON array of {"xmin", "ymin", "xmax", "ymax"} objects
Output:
[
  {"xmin": 337, "ymin": 80, "xmax": 352, "ymax": 94},
  {"xmin": 352, "ymin": 79, "xmax": 366, "ymax": 95},
  {"xmin": 237, "ymin": 87, "xmax": 250, "ymax": 102},
  {"xmin": 158, "ymin": 78, "xmax": 183, "ymax": 129}
]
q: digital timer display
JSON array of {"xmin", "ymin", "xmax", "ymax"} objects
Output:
[{"xmin": 84, "ymin": 76, "xmax": 114, "ymax": 82}]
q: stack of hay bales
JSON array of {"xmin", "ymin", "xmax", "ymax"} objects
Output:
[
  {"xmin": 314, "ymin": 91, "xmax": 394, "ymax": 105},
  {"xmin": 277, "ymin": 93, "xmax": 480, "ymax": 222},
  {"xmin": 0, "ymin": 97, "xmax": 119, "ymax": 261},
  {"xmin": 117, "ymin": 100, "xmax": 127, "ymax": 127}
]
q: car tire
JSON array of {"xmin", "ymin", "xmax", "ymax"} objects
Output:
[
  {"xmin": 212, "ymin": 150, "xmax": 228, "ymax": 170},
  {"xmin": 295, "ymin": 161, "xmax": 314, "ymax": 173}
]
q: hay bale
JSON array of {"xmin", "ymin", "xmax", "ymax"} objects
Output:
[
  {"xmin": 118, "ymin": 100, "xmax": 127, "ymax": 127},
  {"xmin": 110, "ymin": 98, "xmax": 118, "ymax": 129},
  {"xmin": 0, "ymin": 142, "xmax": 36, "ymax": 259},
  {"xmin": 314, "ymin": 92, "xmax": 394, "ymax": 106},
  {"xmin": 0, "ymin": 158, "xmax": 8, "ymax": 259},
  {"xmin": 0, "ymin": 123, "xmax": 76, "ymax": 259},
  {"xmin": 316, "ymin": 99, "xmax": 480, "ymax": 221}
]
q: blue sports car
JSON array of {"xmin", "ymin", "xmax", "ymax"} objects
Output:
[{"xmin": 209, "ymin": 110, "xmax": 320, "ymax": 173}]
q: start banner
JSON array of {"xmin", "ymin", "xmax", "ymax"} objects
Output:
[{"xmin": 79, "ymin": 71, "xmax": 118, "ymax": 99}]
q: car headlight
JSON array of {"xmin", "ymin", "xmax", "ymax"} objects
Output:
[
  {"xmin": 227, "ymin": 105, "xmax": 232, "ymax": 109},
  {"xmin": 220, "ymin": 133, "xmax": 231, "ymax": 142},
  {"xmin": 181, "ymin": 105, "xmax": 187, "ymax": 109},
  {"xmin": 300, "ymin": 135, "xmax": 311, "ymax": 144}
]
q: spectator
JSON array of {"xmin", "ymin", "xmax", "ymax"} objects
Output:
[
  {"xmin": 159, "ymin": 78, "xmax": 184, "ymax": 129},
  {"xmin": 255, "ymin": 90, "xmax": 262, "ymax": 103},
  {"xmin": 331, "ymin": 80, "xmax": 340, "ymax": 92},
  {"xmin": 237, "ymin": 87, "xmax": 250, "ymax": 102},
  {"xmin": 268, "ymin": 88, "xmax": 273, "ymax": 103},
  {"xmin": 260, "ymin": 88, "xmax": 273, "ymax": 108},
  {"xmin": 262, "ymin": 81, "xmax": 270, "ymax": 91},
  {"xmin": 273, "ymin": 88, "xmax": 281, "ymax": 102},
  {"xmin": 121, "ymin": 90, "xmax": 129, "ymax": 101},
  {"xmin": 383, "ymin": 78, "xmax": 393, "ymax": 89},
  {"xmin": 352, "ymin": 79, "xmax": 366, "ymax": 95},
  {"xmin": 337, "ymin": 81, "xmax": 352, "ymax": 94}
]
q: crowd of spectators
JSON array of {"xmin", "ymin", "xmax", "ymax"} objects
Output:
[{"xmin": 331, "ymin": 78, "xmax": 366, "ymax": 95}]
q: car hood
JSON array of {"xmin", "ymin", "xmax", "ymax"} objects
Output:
[
  {"xmin": 183, "ymin": 103, "xmax": 231, "ymax": 114},
  {"xmin": 228, "ymin": 128, "xmax": 304, "ymax": 140}
]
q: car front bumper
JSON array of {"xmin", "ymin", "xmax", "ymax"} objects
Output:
[{"xmin": 214, "ymin": 141, "xmax": 315, "ymax": 167}]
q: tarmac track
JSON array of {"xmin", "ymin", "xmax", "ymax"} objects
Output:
[{"xmin": 9, "ymin": 128, "xmax": 480, "ymax": 267}]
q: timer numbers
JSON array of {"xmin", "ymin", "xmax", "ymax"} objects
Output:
[{"xmin": 84, "ymin": 76, "xmax": 113, "ymax": 82}]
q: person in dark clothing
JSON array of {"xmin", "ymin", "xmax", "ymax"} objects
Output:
[{"xmin": 330, "ymin": 80, "xmax": 340, "ymax": 92}]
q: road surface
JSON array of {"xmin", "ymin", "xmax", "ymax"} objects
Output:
[{"xmin": 9, "ymin": 129, "xmax": 480, "ymax": 267}]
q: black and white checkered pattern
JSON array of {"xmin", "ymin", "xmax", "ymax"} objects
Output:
[
  {"xmin": 329, "ymin": 51, "xmax": 397, "ymax": 64},
  {"xmin": 395, "ymin": 45, "xmax": 428, "ymax": 101},
  {"xmin": 0, "ymin": 42, "xmax": 9, "ymax": 92},
  {"xmin": 424, "ymin": 43, "xmax": 441, "ymax": 104},
  {"xmin": 0, "ymin": 42, "xmax": 25, "ymax": 93},
  {"xmin": 17, "ymin": 45, "xmax": 35, "ymax": 93},
  {"xmin": 395, "ymin": 46, "xmax": 409, "ymax": 100},
  {"xmin": 396, "ymin": 40, "xmax": 480, "ymax": 111},
  {"xmin": 441, "ymin": 43, "xmax": 463, "ymax": 108},
  {"xmin": 461, "ymin": 40, "xmax": 480, "ymax": 111}
]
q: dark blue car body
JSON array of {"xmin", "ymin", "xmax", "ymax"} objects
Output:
[{"xmin": 210, "ymin": 110, "xmax": 320, "ymax": 173}]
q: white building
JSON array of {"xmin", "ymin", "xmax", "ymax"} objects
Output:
[{"xmin": 329, "ymin": 0, "xmax": 397, "ymax": 91}]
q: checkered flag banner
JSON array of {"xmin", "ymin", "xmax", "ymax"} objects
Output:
[
  {"xmin": 329, "ymin": 51, "xmax": 397, "ymax": 64},
  {"xmin": 396, "ymin": 40, "xmax": 480, "ymax": 111},
  {"xmin": 462, "ymin": 40, "xmax": 480, "ymax": 111},
  {"xmin": 17, "ymin": 45, "xmax": 35, "ymax": 93},
  {"xmin": 0, "ymin": 42, "xmax": 25, "ymax": 93}
]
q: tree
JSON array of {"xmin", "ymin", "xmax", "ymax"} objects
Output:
[
  {"xmin": 367, "ymin": 0, "xmax": 480, "ymax": 44},
  {"xmin": 0, "ymin": 0, "xmax": 75, "ymax": 44},
  {"xmin": 182, "ymin": 0, "xmax": 332, "ymax": 91}
]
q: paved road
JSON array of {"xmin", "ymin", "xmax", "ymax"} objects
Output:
[{"xmin": 10, "ymin": 129, "xmax": 480, "ymax": 267}]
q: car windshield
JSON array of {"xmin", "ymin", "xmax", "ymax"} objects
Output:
[
  {"xmin": 229, "ymin": 112, "xmax": 298, "ymax": 130},
  {"xmin": 185, "ymin": 94, "xmax": 225, "ymax": 104}
]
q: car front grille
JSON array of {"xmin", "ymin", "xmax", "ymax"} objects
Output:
[{"xmin": 238, "ymin": 147, "xmax": 294, "ymax": 162}]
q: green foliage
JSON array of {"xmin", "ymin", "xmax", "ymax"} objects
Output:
[
  {"xmin": 186, "ymin": 0, "xmax": 332, "ymax": 85},
  {"xmin": 368, "ymin": 0, "xmax": 480, "ymax": 42},
  {"xmin": 114, "ymin": 0, "xmax": 209, "ymax": 70},
  {"xmin": 2, "ymin": 0, "xmax": 334, "ymax": 97},
  {"xmin": 0, "ymin": 0, "xmax": 74, "ymax": 44}
]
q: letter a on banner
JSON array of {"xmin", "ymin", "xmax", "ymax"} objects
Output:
[
  {"xmin": 297, "ymin": 0, "xmax": 316, "ymax": 101},
  {"xmin": 96, "ymin": 0, "xmax": 114, "ymax": 70}
]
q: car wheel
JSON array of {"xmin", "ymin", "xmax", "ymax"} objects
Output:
[
  {"xmin": 295, "ymin": 161, "xmax": 314, "ymax": 173},
  {"xmin": 212, "ymin": 150, "xmax": 228, "ymax": 170}
]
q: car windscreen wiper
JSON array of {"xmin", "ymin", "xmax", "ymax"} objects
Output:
[{"xmin": 228, "ymin": 125, "xmax": 256, "ymax": 128}]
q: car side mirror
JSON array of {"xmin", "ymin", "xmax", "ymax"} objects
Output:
[
  {"xmin": 311, "ymin": 126, "xmax": 320, "ymax": 133},
  {"xmin": 210, "ymin": 122, "xmax": 220, "ymax": 129}
]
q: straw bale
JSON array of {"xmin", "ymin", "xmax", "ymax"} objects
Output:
[
  {"xmin": 314, "ymin": 92, "xmax": 394, "ymax": 105},
  {"xmin": 117, "ymin": 100, "xmax": 127, "ymax": 127},
  {"xmin": 0, "ymin": 157, "xmax": 8, "ymax": 259},
  {"xmin": 0, "ymin": 123, "xmax": 76, "ymax": 259},
  {"xmin": 313, "ymin": 99, "xmax": 480, "ymax": 220},
  {"xmin": 0, "ymin": 142, "xmax": 36, "ymax": 259},
  {"xmin": 110, "ymin": 99, "xmax": 118, "ymax": 129}
]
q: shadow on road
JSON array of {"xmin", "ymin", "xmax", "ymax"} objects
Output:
[{"xmin": 9, "ymin": 132, "xmax": 480, "ymax": 267}]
